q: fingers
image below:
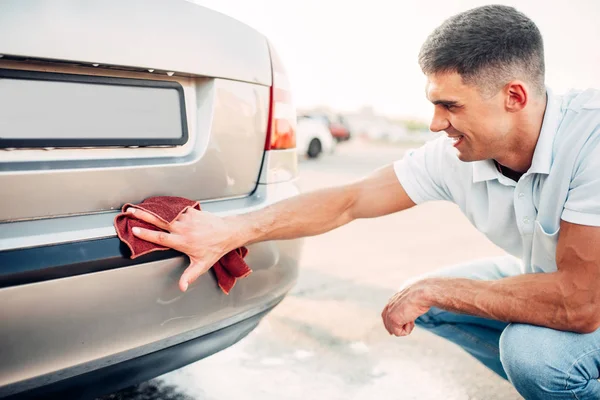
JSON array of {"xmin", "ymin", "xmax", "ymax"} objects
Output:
[
  {"xmin": 382, "ymin": 304, "xmax": 397, "ymax": 335},
  {"xmin": 126, "ymin": 207, "xmax": 171, "ymax": 231},
  {"xmin": 381, "ymin": 295, "xmax": 398, "ymax": 333},
  {"xmin": 382, "ymin": 304, "xmax": 415, "ymax": 337},
  {"xmin": 381, "ymin": 303, "xmax": 391, "ymax": 333},
  {"xmin": 132, "ymin": 226, "xmax": 181, "ymax": 249},
  {"xmin": 179, "ymin": 259, "xmax": 211, "ymax": 292},
  {"xmin": 392, "ymin": 321, "xmax": 415, "ymax": 336},
  {"xmin": 389, "ymin": 320, "xmax": 414, "ymax": 337}
]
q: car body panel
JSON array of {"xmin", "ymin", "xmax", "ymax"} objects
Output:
[
  {"xmin": 258, "ymin": 148, "xmax": 299, "ymax": 184},
  {"xmin": 0, "ymin": 0, "xmax": 271, "ymax": 85},
  {"xmin": 3, "ymin": 305, "xmax": 276, "ymax": 400},
  {"xmin": 0, "ymin": 61, "xmax": 269, "ymax": 222},
  {"xmin": 0, "ymin": 181, "xmax": 303, "ymax": 397}
]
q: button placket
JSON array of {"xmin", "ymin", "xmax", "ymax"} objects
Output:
[{"xmin": 514, "ymin": 175, "xmax": 535, "ymax": 235}]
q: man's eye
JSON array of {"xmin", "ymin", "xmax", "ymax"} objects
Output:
[{"xmin": 435, "ymin": 103, "xmax": 458, "ymax": 111}]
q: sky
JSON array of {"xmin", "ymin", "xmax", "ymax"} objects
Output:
[{"xmin": 192, "ymin": 0, "xmax": 600, "ymax": 122}]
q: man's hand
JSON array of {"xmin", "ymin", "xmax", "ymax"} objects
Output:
[
  {"xmin": 126, "ymin": 207, "xmax": 239, "ymax": 292},
  {"xmin": 381, "ymin": 281, "xmax": 431, "ymax": 336}
]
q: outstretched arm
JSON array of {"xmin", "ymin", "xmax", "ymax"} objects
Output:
[{"xmin": 128, "ymin": 164, "xmax": 415, "ymax": 291}]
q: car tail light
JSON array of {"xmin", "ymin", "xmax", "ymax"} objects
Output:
[{"xmin": 265, "ymin": 42, "xmax": 296, "ymax": 150}]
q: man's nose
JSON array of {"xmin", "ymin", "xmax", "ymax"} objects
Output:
[{"xmin": 429, "ymin": 110, "xmax": 450, "ymax": 132}]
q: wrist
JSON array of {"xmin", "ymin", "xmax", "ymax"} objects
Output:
[
  {"xmin": 224, "ymin": 213, "xmax": 258, "ymax": 249},
  {"xmin": 415, "ymin": 278, "xmax": 439, "ymax": 308}
]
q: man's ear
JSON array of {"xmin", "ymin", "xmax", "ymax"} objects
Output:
[{"xmin": 504, "ymin": 81, "xmax": 528, "ymax": 112}]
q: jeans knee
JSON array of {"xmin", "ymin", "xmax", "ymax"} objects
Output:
[
  {"xmin": 499, "ymin": 324, "xmax": 541, "ymax": 378},
  {"xmin": 500, "ymin": 324, "xmax": 569, "ymax": 397}
]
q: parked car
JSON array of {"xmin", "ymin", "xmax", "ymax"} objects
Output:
[
  {"xmin": 296, "ymin": 116, "xmax": 335, "ymax": 158},
  {"xmin": 299, "ymin": 113, "xmax": 352, "ymax": 142},
  {"xmin": 0, "ymin": 1, "xmax": 302, "ymax": 399},
  {"xmin": 329, "ymin": 115, "xmax": 353, "ymax": 142}
]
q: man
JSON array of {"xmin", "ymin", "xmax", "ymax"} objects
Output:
[{"xmin": 125, "ymin": 5, "xmax": 600, "ymax": 399}]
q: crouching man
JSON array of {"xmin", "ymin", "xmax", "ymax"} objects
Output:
[{"xmin": 127, "ymin": 5, "xmax": 600, "ymax": 399}]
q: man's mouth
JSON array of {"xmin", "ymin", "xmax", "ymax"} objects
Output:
[{"xmin": 448, "ymin": 135, "xmax": 464, "ymax": 147}]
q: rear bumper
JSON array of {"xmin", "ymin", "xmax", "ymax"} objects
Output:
[
  {"xmin": 0, "ymin": 180, "xmax": 303, "ymax": 398},
  {"xmin": 4, "ymin": 301, "xmax": 279, "ymax": 400}
]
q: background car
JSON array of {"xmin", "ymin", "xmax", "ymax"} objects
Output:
[
  {"xmin": 296, "ymin": 116, "xmax": 335, "ymax": 158},
  {"xmin": 300, "ymin": 113, "xmax": 352, "ymax": 142},
  {"xmin": 328, "ymin": 114, "xmax": 353, "ymax": 142},
  {"xmin": 0, "ymin": 1, "xmax": 303, "ymax": 399}
]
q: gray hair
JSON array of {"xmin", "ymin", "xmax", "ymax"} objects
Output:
[{"xmin": 419, "ymin": 5, "xmax": 545, "ymax": 96}]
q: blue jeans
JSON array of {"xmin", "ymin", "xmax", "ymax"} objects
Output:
[{"xmin": 412, "ymin": 256, "xmax": 600, "ymax": 399}]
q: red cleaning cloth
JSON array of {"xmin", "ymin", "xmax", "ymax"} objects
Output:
[{"xmin": 114, "ymin": 196, "xmax": 251, "ymax": 294}]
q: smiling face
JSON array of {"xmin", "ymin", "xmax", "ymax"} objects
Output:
[{"xmin": 426, "ymin": 72, "xmax": 516, "ymax": 162}]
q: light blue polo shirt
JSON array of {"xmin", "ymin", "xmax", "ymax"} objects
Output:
[{"xmin": 394, "ymin": 88, "xmax": 600, "ymax": 274}]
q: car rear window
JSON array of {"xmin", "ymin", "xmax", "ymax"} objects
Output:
[{"xmin": 0, "ymin": 69, "xmax": 188, "ymax": 148}]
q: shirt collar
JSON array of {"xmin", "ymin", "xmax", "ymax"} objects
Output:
[
  {"xmin": 528, "ymin": 88, "xmax": 560, "ymax": 174},
  {"xmin": 472, "ymin": 87, "xmax": 560, "ymax": 183},
  {"xmin": 472, "ymin": 159, "xmax": 501, "ymax": 183}
]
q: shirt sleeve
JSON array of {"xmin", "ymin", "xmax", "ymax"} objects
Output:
[
  {"xmin": 393, "ymin": 136, "xmax": 453, "ymax": 204},
  {"xmin": 562, "ymin": 131, "xmax": 600, "ymax": 226}
]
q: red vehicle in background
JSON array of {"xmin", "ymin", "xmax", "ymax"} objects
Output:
[{"xmin": 299, "ymin": 113, "xmax": 352, "ymax": 142}]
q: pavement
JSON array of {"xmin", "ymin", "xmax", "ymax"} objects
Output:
[{"xmin": 100, "ymin": 139, "xmax": 522, "ymax": 400}]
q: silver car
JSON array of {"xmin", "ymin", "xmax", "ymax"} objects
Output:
[{"xmin": 0, "ymin": 1, "xmax": 302, "ymax": 398}]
